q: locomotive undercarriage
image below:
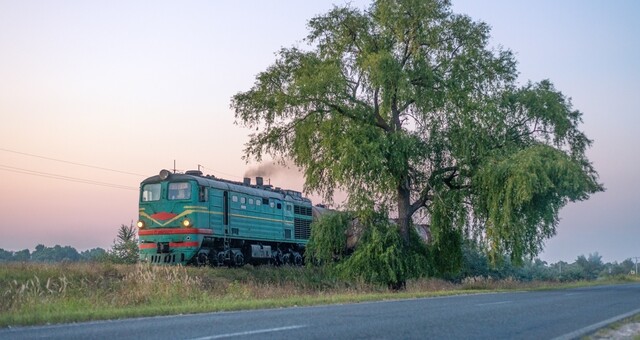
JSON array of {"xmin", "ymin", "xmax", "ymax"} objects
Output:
[{"xmin": 192, "ymin": 237, "xmax": 304, "ymax": 267}]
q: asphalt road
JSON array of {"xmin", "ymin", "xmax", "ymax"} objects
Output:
[{"xmin": 2, "ymin": 283, "xmax": 640, "ymax": 339}]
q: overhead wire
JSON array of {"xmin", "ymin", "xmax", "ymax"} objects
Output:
[
  {"xmin": 198, "ymin": 164, "xmax": 243, "ymax": 180},
  {"xmin": 0, "ymin": 164, "xmax": 138, "ymax": 191},
  {"xmin": 0, "ymin": 148, "xmax": 146, "ymax": 177},
  {"xmin": 0, "ymin": 147, "xmax": 243, "ymax": 190}
]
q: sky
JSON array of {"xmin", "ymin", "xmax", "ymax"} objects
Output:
[{"xmin": 0, "ymin": 1, "xmax": 638, "ymax": 264}]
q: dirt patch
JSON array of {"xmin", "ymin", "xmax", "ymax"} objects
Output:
[{"xmin": 590, "ymin": 322, "xmax": 640, "ymax": 339}]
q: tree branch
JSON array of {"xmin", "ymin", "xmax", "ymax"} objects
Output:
[
  {"xmin": 408, "ymin": 166, "xmax": 461, "ymax": 215},
  {"xmin": 324, "ymin": 101, "xmax": 391, "ymax": 132}
]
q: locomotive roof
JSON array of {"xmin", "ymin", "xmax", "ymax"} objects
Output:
[{"xmin": 141, "ymin": 171, "xmax": 312, "ymax": 204}]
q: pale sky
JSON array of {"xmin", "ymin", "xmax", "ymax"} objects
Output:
[{"xmin": 0, "ymin": 1, "xmax": 638, "ymax": 264}]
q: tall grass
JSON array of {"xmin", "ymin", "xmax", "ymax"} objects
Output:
[{"xmin": 1, "ymin": 262, "xmax": 638, "ymax": 327}]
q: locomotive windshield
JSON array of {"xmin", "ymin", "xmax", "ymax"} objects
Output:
[
  {"xmin": 168, "ymin": 182, "xmax": 191, "ymax": 200},
  {"xmin": 141, "ymin": 183, "xmax": 161, "ymax": 201}
]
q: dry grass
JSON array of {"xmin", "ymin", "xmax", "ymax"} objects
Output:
[{"xmin": 1, "ymin": 262, "xmax": 638, "ymax": 327}]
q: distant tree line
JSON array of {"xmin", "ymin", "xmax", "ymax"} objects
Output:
[
  {"xmin": 450, "ymin": 244, "xmax": 637, "ymax": 282},
  {"xmin": 0, "ymin": 224, "xmax": 138, "ymax": 264},
  {"xmin": 0, "ymin": 245, "xmax": 107, "ymax": 263}
]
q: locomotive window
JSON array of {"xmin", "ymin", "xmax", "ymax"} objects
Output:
[
  {"xmin": 142, "ymin": 183, "xmax": 161, "ymax": 201},
  {"xmin": 240, "ymin": 197, "xmax": 246, "ymax": 204},
  {"xmin": 199, "ymin": 186, "xmax": 208, "ymax": 202},
  {"xmin": 277, "ymin": 203, "xmax": 282, "ymax": 209},
  {"xmin": 256, "ymin": 199, "xmax": 262, "ymax": 206},
  {"xmin": 232, "ymin": 195, "xmax": 238, "ymax": 202},
  {"xmin": 248, "ymin": 198, "xmax": 254, "ymax": 205},
  {"xmin": 286, "ymin": 204, "xmax": 292, "ymax": 211},
  {"xmin": 168, "ymin": 182, "xmax": 191, "ymax": 200},
  {"xmin": 262, "ymin": 198, "xmax": 269, "ymax": 205},
  {"xmin": 270, "ymin": 202, "xmax": 275, "ymax": 208}
]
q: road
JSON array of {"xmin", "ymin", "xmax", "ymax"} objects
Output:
[{"xmin": 2, "ymin": 283, "xmax": 640, "ymax": 339}]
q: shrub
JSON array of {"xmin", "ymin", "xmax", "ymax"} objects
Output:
[{"xmin": 335, "ymin": 210, "xmax": 430, "ymax": 289}]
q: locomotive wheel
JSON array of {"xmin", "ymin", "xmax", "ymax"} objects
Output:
[
  {"xmin": 273, "ymin": 251, "xmax": 283, "ymax": 266},
  {"xmin": 234, "ymin": 253, "xmax": 245, "ymax": 267},
  {"xmin": 217, "ymin": 252, "xmax": 227, "ymax": 267},
  {"xmin": 196, "ymin": 251, "xmax": 209, "ymax": 266},
  {"xmin": 281, "ymin": 253, "xmax": 292, "ymax": 266}
]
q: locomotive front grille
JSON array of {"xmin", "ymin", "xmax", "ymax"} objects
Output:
[{"xmin": 149, "ymin": 253, "xmax": 185, "ymax": 264}]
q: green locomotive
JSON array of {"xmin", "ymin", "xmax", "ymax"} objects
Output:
[{"xmin": 137, "ymin": 169, "xmax": 313, "ymax": 266}]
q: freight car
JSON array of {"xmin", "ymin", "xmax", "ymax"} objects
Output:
[{"xmin": 137, "ymin": 169, "xmax": 313, "ymax": 266}]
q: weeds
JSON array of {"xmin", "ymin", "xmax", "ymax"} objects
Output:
[{"xmin": 0, "ymin": 262, "xmax": 637, "ymax": 327}]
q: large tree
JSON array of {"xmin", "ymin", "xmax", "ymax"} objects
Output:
[{"xmin": 231, "ymin": 0, "xmax": 602, "ymax": 265}]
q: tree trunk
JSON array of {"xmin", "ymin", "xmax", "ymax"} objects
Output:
[{"xmin": 397, "ymin": 184, "xmax": 412, "ymax": 246}]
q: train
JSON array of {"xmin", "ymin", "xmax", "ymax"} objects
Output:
[{"xmin": 137, "ymin": 169, "xmax": 315, "ymax": 266}]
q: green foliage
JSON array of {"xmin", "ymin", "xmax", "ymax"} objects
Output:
[
  {"xmin": 79, "ymin": 248, "xmax": 108, "ymax": 262},
  {"xmin": 335, "ymin": 210, "xmax": 430, "ymax": 288},
  {"xmin": 306, "ymin": 208, "xmax": 431, "ymax": 287},
  {"xmin": 31, "ymin": 244, "xmax": 81, "ymax": 262},
  {"xmin": 232, "ymin": 0, "xmax": 602, "ymax": 272},
  {"xmin": 612, "ymin": 259, "xmax": 636, "ymax": 276},
  {"xmin": 0, "ymin": 246, "xmax": 108, "ymax": 263},
  {"xmin": 306, "ymin": 211, "xmax": 351, "ymax": 264},
  {"xmin": 428, "ymin": 188, "xmax": 466, "ymax": 275},
  {"xmin": 428, "ymin": 226, "xmax": 463, "ymax": 277},
  {"xmin": 106, "ymin": 224, "xmax": 139, "ymax": 264},
  {"xmin": 474, "ymin": 145, "xmax": 602, "ymax": 263},
  {"xmin": 0, "ymin": 248, "xmax": 15, "ymax": 262},
  {"xmin": 13, "ymin": 249, "xmax": 31, "ymax": 262},
  {"xmin": 574, "ymin": 253, "xmax": 604, "ymax": 280}
]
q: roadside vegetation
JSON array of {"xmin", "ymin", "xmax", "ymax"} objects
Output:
[
  {"xmin": 1, "ymin": 255, "xmax": 638, "ymax": 328},
  {"xmin": 2, "ymin": 221, "xmax": 638, "ymax": 328},
  {"xmin": 2, "ymin": 211, "xmax": 636, "ymax": 328}
]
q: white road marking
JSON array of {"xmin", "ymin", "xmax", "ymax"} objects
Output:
[
  {"xmin": 552, "ymin": 307, "xmax": 640, "ymax": 340},
  {"xmin": 189, "ymin": 325, "xmax": 307, "ymax": 340},
  {"xmin": 476, "ymin": 301, "xmax": 512, "ymax": 306},
  {"xmin": 563, "ymin": 293, "xmax": 583, "ymax": 296}
]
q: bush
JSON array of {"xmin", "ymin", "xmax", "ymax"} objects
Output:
[
  {"xmin": 306, "ymin": 211, "xmax": 351, "ymax": 264},
  {"xmin": 310, "ymin": 211, "xmax": 428, "ymax": 289}
]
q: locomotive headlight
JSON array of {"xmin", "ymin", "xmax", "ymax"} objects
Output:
[
  {"xmin": 182, "ymin": 219, "xmax": 192, "ymax": 228},
  {"xmin": 159, "ymin": 169, "xmax": 171, "ymax": 180},
  {"xmin": 136, "ymin": 220, "xmax": 145, "ymax": 229}
]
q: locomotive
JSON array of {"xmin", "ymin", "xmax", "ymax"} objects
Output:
[{"xmin": 137, "ymin": 169, "xmax": 313, "ymax": 266}]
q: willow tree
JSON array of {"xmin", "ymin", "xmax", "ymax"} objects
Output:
[{"xmin": 231, "ymin": 0, "xmax": 602, "ymax": 266}]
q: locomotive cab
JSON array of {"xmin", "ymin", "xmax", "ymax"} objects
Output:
[{"xmin": 137, "ymin": 171, "xmax": 212, "ymax": 265}]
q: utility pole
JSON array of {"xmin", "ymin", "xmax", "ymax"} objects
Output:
[{"xmin": 634, "ymin": 257, "xmax": 640, "ymax": 275}]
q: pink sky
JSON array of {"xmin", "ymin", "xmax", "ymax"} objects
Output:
[{"xmin": 1, "ymin": 1, "xmax": 638, "ymax": 263}]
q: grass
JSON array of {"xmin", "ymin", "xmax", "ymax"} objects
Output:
[{"xmin": 1, "ymin": 262, "xmax": 639, "ymax": 328}]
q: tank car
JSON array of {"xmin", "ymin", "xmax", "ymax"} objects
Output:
[{"xmin": 137, "ymin": 169, "xmax": 313, "ymax": 266}]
